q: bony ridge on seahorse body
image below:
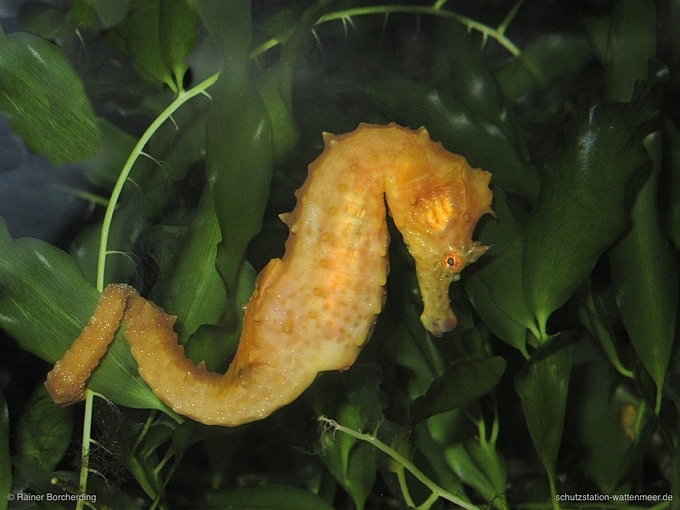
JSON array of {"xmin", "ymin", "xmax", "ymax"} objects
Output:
[{"xmin": 45, "ymin": 123, "xmax": 493, "ymax": 427}]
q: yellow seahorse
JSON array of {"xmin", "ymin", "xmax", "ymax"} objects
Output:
[{"xmin": 45, "ymin": 123, "xmax": 493, "ymax": 426}]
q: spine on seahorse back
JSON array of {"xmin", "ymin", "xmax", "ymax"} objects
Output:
[{"xmin": 45, "ymin": 123, "xmax": 493, "ymax": 426}]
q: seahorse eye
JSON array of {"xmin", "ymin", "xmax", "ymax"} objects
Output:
[{"xmin": 442, "ymin": 251, "xmax": 464, "ymax": 272}]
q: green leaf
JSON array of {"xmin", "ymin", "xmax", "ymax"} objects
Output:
[
  {"xmin": 522, "ymin": 102, "xmax": 651, "ymax": 339},
  {"xmin": 465, "ymin": 189, "xmax": 536, "ymax": 353},
  {"xmin": 318, "ymin": 403, "xmax": 377, "ymax": 510},
  {"xmin": 579, "ymin": 289, "xmax": 632, "ymax": 379},
  {"xmin": 0, "ymin": 29, "xmax": 102, "ymax": 164},
  {"xmin": 191, "ymin": 485, "xmax": 336, "ymax": 509},
  {"xmin": 105, "ymin": 0, "xmax": 176, "ymax": 91},
  {"xmin": 666, "ymin": 120, "xmax": 680, "ymax": 250},
  {"xmin": 603, "ymin": 0, "xmax": 656, "ymax": 102},
  {"xmin": 571, "ymin": 360, "xmax": 633, "ymax": 493},
  {"xmin": 256, "ymin": 66, "xmax": 299, "ymax": 163},
  {"xmin": 435, "ymin": 19, "xmax": 523, "ymax": 153},
  {"xmin": 411, "ymin": 357, "xmax": 506, "ymax": 426},
  {"xmin": 159, "ymin": 188, "xmax": 226, "ymax": 345},
  {"xmin": 17, "ymin": 2, "xmax": 67, "ymax": 40},
  {"xmin": 446, "ymin": 438, "xmax": 508, "ymax": 509},
  {"xmin": 312, "ymin": 367, "xmax": 382, "ymax": 510},
  {"xmin": 71, "ymin": 0, "xmax": 129, "ymax": 29},
  {"xmin": 0, "ymin": 388, "xmax": 10, "ymax": 510},
  {"xmin": 495, "ymin": 33, "xmax": 594, "ymax": 102},
  {"xmin": 257, "ymin": 8, "xmax": 299, "ymax": 47},
  {"xmin": 16, "ymin": 385, "xmax": 74, "ymax": 473},
  {"xmin": 515, "ymin": 334, "xmax": 573, "ymax": 493},
  {"xmin": 182, "ymin": 261, "xmax": 255, "ymax": 372},
  {"xmin": 159, "ymin": 0, "xmax": 198, "ymax": 90},
  {"xmin": 192, "ymin": 0, "xmax": 274, "ymax": 293},
  {"xmin": 609, "ymin": 132, "xmax": 678, "ymax": 410},
  {"xmin": 0, "ymin": 218, "xmax": 172, "ymax": 414}
]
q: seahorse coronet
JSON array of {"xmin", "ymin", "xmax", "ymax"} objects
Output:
[{"xmin": 45, "ymin": 123, "xmax": 493, "ymax": 426}]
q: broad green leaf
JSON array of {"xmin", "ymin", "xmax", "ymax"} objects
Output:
[
  {"xmin": 446, "ymin": 438, "xmax": 509, "ymax": 509},
  {"xmin": 105, "ymin": 0, "xmax": 176, "ymax": 91},
  {"xmin": 17, "ymin": 2, "xmax": 67, "ymax": 40},
  {"xmin": 0, "ymin": 29, "xmax": 102, "ymax": 164},
  {"xmin": 364, "ymin": 77, "xmax": 539, "ymax": 201},
  {"xmin": 603, "ymin": 0, "xmax": 656, "ymax": 102},
  {"xmin": 182, "ymin": 260, "xmax": 255, "ymax": 373},
  {"xmin": 0, "ymin": 217, "xmax": 99, "ymax": 363},
  {"xmin": 609, "ymin": 132, "xmax": 678, "ymax": 409},
  {"xmin": 667, "ymin": 120, "xmax": 680, "ymax": 249},
  {"xmin": 159, "ymin": 0, "xmax": 198, "ymax": 90},
  {"xmin": 495, "ymin": 34, "xmax": 594, "ymax": 102},
  {"xmin": 318, "ymin": 403, "xmax": 376, "ymax": 510},
  {"xmin": 465, "ymin": 189, "xmax": 535, "ymax": 353},
  {"xmin": 515, "ymin": 334, "xmax": 573, "ymax": 492},
  {"xmin": 579, "ymin": 289, "xmax": 632, "ymax": 379},
  {"xmin": 385, "ymin": 323, "xmax": 443, "ymax": 404},
  {"xmin": 0, "ymin": 388, "xmax": 10, "ymax": 510},
  {"xmin": 71, "ymin": 0, "xmax": 129, "ymax": 29},
  {"xmin": 127, "ymin": 414, "xmax": 180, "ymax": 501},
  {"xmin": 257, "ymin": 8, "xmax": 299, "ymax": 48},
  {"xmin": 0, "ymin": 218, "xmax": 173, "ymax": 414},
  {"xmin": 436, "ymin": 19, "xmax": 524, "ymax": 154},
  {"xmin": 161, "ymin": 188, "xmax": 227, "ymax": 346},
  {"xmin": 256, "ymin": 66, "xmax": 299, "ymax": 163},
  {"xmin": 16, "ymin": 385, "xmax": 74, "ymax": 473},
  {"xmin": 190, "ymin": 484, "xmax": 335, "ymax": 510},
  {"xmin": 571, "ymin": 360, "xmax": 633, "ymax": 493},
  {"xmin": 192, "ymin": 0, "xmax": 274, "ymax": 293},
  {"xmin": 411, "ymin": 357, "xmax": 506, "ymax": 426},
  {"xmin": 312, "ymin": 366, "xmax": 383, "ymax": 510},
  {"xmin": 522, "ymin": 102, "xmax": 651, "ymax": 339}
]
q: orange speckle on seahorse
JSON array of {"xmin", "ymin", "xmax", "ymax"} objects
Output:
[{"xmin": 45, "ymin": 123, "xmax": 493, "ymax": 427}]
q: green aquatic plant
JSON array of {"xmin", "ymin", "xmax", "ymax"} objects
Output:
[{"xmin": 0, "ymin": 0, "xmax": 678, "ymax": 509}]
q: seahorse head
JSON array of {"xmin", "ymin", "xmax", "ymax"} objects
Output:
[{"xmin": 385, "ymin": 131, "xmax": 493, "ymax": 337}]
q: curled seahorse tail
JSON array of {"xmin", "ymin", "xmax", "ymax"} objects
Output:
[
  {"xmin": 45, "ymin": 284, "xmax": 137, "ymax": 405},
  {"xmin": 122, "ymin": 291, "xmax": 316, "ymax": 426}
]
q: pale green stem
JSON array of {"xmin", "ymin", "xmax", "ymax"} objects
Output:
[
  {"xmin": 318, "ymin": 7, "xmax": 521, "ymax": 56},
  {"xmin": 319, "ymin": 416, "xmax": 481, "ymax": 510},
  {"xmin": 95, "ymin": 71, "xmax": 220, "ymax": 292},
  {"xmin": 75, "ymin": 390, "xmax": 95, "ymax": 510},
  {"xmin": 497, "ymin": 0, "xmax": 525, "ymax": 36},
  {"xmin": 77, "ymin": 72, "xmax": 220, "ymax": 508},
  {"xmin": 250, "ymin": 5, "xmax": 521, "ymax": 59},
  {"xmin": 396, "ymin": 465, "xmax": 417, "ymax": 508}
]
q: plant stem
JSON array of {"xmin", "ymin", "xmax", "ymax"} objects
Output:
[
  {"xmin": 319, "ymin": 416, "xmax": 481, "ymax": 510},
  {"xmin": 78, "ymin": 73, "xmax": 220, "ymax": 506},
  {"xmin": 250, "ymin": 4, "xmax": 521, "ymax": 59},
  {"xmin": 75, "ymin": 390, "xmax": 95, "ymax": 510},
  {"xmin": 95, "ymin": 72, "xmax": 220, "ymax": 292}
]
